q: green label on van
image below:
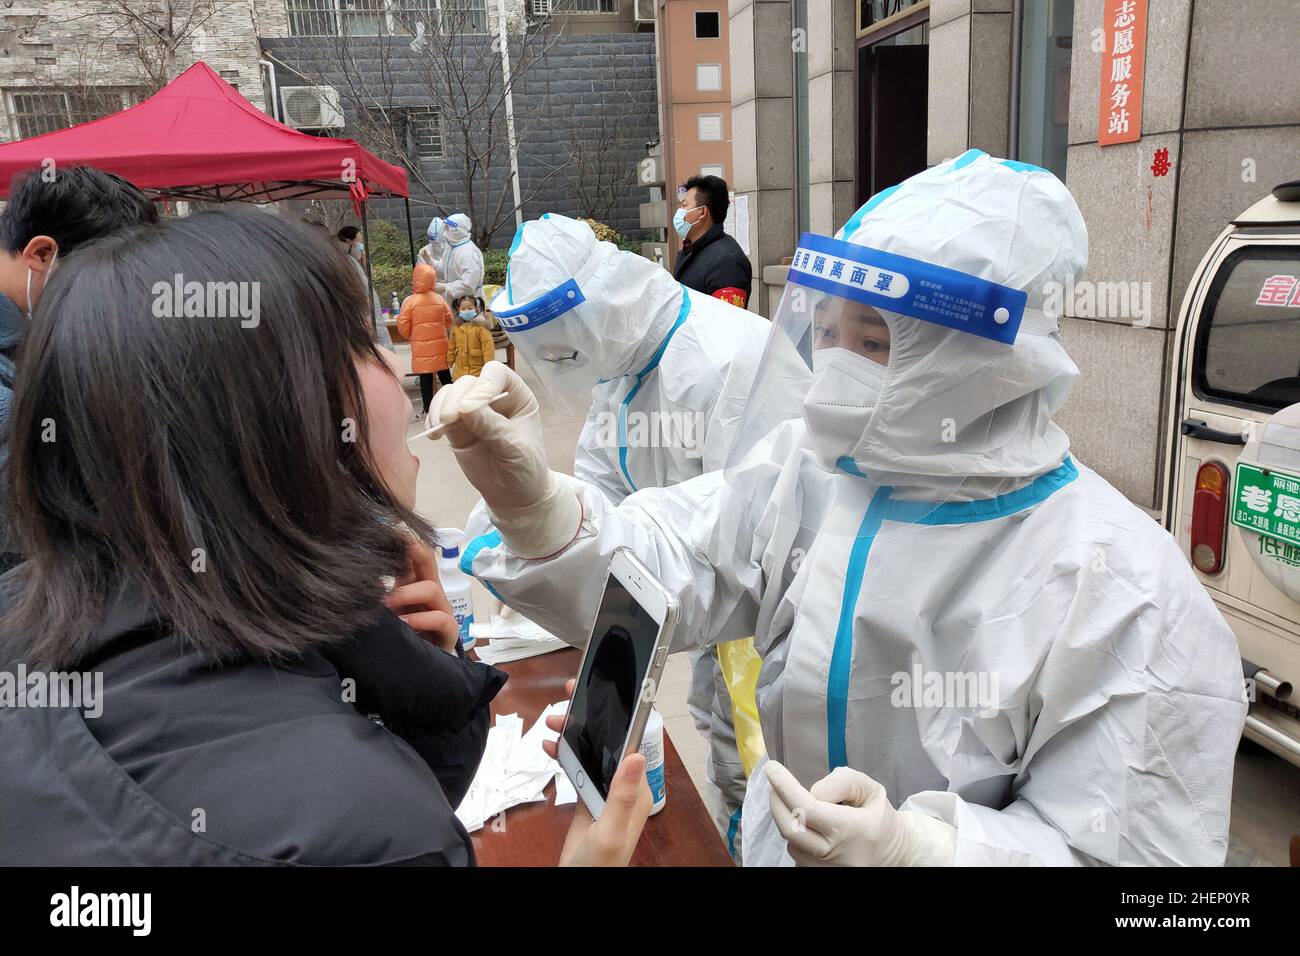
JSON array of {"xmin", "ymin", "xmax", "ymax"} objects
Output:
[{"xmin": 1231, "ymin": 462, "xmax": 1300, "ymax": 544}]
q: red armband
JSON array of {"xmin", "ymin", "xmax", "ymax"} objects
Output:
[{"xmin": 712, "ymin": 287, "xmax": 749, "ymax": 308}]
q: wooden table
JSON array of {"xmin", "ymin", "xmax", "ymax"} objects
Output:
[{"xmin": 470, "ymin": 647, "xmax": 734, "ymax": 867}]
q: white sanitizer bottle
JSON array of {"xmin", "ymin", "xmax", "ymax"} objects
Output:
[
  {"xmin": 435, "ymin": 528, "xmax": 475, "ymax": 652},
  {"xmin": 640, "ymin": 708, "xmax": 666, "ymax": 815}
]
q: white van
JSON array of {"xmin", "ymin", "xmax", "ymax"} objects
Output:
[{"xmin": 1164, "ymin": 179, "xmax": 1300, "ymax": 766}]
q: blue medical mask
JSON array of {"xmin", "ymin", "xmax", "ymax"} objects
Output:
[
  {"xmin": 459, "ymin": 310, "xmax": 477, "ymax": 321},
  {"xmin": 673, "ymin": 205, "xmax": 704, "ymax": 240}
]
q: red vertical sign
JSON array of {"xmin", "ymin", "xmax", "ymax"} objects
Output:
[{"xmin": 1097, "ymin": 0, "xmax": 1148, "ymax": 145}]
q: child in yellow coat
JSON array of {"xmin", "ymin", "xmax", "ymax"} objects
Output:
[{"xmin": 447, "ymin": 295, "xmax": 495, "ymax": 381}]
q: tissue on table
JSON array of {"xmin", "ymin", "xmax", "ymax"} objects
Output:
[{"xmin": 455, "ymin": 701, "xmax": 575, "ymax": 833}]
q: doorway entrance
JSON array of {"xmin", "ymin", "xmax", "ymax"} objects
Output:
[{"xmin": 855, "ymin": 4, "xmax": 929, "ymax": 205}]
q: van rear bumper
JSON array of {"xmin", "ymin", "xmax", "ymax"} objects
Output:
[{"xmin": 1244, "ymin": 700, "xmax": 1300, "ymax": 767}]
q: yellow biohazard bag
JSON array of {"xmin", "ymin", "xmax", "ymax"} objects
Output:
[{"xmin": 716, "ymin": 637, "xmax": 766, "ymax": 777}]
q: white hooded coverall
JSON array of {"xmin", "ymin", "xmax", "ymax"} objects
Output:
[{"xmin": 463, "ymin": 153, "xmax": 1246, "ymax": 865}]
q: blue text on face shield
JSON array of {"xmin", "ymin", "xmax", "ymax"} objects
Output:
[
  {"xmin": 492, "ymin": 278, "xmax": 586, "ymax": 331},
  {"xmin": 788, "ymin": 232, "xmax": 1028, "ymax": 345}
]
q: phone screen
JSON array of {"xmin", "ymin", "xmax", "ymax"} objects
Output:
[{"xmin": 562, "ymin": 573, "xmax": 661, "ymax": 799}]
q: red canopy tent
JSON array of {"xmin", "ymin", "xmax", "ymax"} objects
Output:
[
  {"xmin": 0, "ymin": 61, "xmax": 419, "ymax": 271},
  {"xmin": 0, "ymin": 61, "xmax": 408, "ymax": 204}
]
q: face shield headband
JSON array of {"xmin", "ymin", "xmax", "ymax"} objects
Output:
[
  {"xmin": 490, "ymin": 278, "xmax": 587, "ymax": 332},
  {"xmin": 788, "ymin": 232, "xmax": 1030, "ymax": 346}
]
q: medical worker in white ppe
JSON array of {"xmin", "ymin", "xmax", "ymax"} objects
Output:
[
  {"xmin": 419, "ymin": 213, "xmax": 485, "ymax": 303},
  {"xmin": 417, "ymin": 215, "xmax": 448, "ymax": 276},
  {"xmin": 453, "ymin": 213, "xmax": 797, "ymax": 858},
  {"xmin": 432, "ymin": 151, "xmax": 1246, "ymax": 865}
]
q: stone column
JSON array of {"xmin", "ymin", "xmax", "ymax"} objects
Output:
[
  {"xmin": 729, "ymin": 0, "xmax": 795, "ymax": 315},
  {"xmin": 805, "ymin": 0, "xmax": 856, "ymax": 235}
]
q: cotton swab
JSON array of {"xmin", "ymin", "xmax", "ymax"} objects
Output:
[{"xmin": 407, "ymin": 392, "xmax": 510, "ymax": 443}]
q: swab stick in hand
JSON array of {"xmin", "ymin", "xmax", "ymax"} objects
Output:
[{"xmin": 407, "ymin": 392, "xmax": 509, "ymax": 443}]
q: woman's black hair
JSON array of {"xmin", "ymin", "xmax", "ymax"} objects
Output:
[
  {"xmin": 2, "ymin": 207, "xmax": 433, "ymax": 668},
  {"xmin": 453, "ymin": 294, "xmax": 478, "ymax": 312}
]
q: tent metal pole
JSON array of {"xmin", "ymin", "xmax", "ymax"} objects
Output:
[
  {"xmin": 404, "ymin": 196, "xmax": 416, "ymax": 269},
  {"xmin": 360, "ymin": 199, "xmax": 379, "ymax": 327}
]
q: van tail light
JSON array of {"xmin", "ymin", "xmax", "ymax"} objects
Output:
[{"xmin": 1190, "ymin": 461, "xmax": 1230, "ymax": 574}]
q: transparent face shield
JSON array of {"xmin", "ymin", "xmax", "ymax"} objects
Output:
[
  {"xmin": 489, "ymin": 279, "xmax": 605, "ymax": 416},
  {"xmin": 723, "ymin": 231, "xmax": 1038, "ymax": 533}
]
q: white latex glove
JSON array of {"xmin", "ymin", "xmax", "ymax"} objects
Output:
[
  {"xmin": 428, "ymin": 361, "xmax": 582, "ymax": 559},
  {"xmin": 765, "ymin": 761, "xmax": 957, "ymax": 867}
]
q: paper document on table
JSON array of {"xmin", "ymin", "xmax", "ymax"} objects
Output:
[
  {"xmin": 471, "ymin": 612, "xmax": 568, "ymax": 664},
  {"xmin": 455, "ymin": 701, "xmax": 570, "ymax": 832}
]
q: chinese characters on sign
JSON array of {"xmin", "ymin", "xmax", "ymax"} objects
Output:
[
  {"xmin": 1231, "ymin": 462, "xmax": 1300, "ymax": 545},
  {"xmin": 1097, "ymin": 0, "xmax": 1148, "ymax": 146},
  {"xmin": 1151, "ymin": 146, "xmax": 1170, "ymax": 177},
  {"xmin": 1256, "ymin": 275, "xmax": 1300, "ymax": 309}
]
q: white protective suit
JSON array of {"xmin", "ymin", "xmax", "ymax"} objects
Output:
[
  {"xmin": 418, "ymin": 213, "xmax": 484, "ymax": 303},
  {"xmin": 417, "ymin": 215, "xmax": 449, "ymax": 276},
  {"xmin": 486, "ymin": 214, "xmax": 798, "ymax": 856},
  {"xmin": 442, "ymin": 213, "xmax": 485, "ymax": 303},
  {"xmin": 459, "ymin": 151, "xmax": 1247, "ymax": 866}
]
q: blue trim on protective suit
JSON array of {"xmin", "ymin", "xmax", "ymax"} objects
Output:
[
  {"xmin": 460, "ymin": 529, "xmax": 506, "ymax": 602},
  {"xmin": 825, "ymin": 457, "xmax": 1079, "ymax": 770},
  {"xmin": 949, "ymin": 148, "xmax": 985, "ymax": 172},
  {"xmin": 827, "ymin": 487, "xmax": 892, "ymax": 769},
  {"xmin": 615, "ymin": 288, "xmax": 692, "ymax": 493},
  {"xmin": 504, "ymin": 222, "xmax": 526, "ymax": 304},
  {"xmin": 999, "ymin": 159, "xmax": 1049, "ymax": 174},
  {"xmin": 726, "ymin": 807, "xmax": 742, "ymax": 859},
  {"xmin": 839, "ymin": 183, "xmax": 901, "ymax": 238}
]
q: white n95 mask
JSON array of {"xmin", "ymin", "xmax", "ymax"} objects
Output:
[{"xmin": 802, "ymin": 346, "xmax": 887, "ymax": 472}]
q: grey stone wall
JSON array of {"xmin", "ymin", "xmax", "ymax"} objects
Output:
[
  {"xmin": 262, "ymin": 31, "xmax": 658, "ymax": 246},
  {"xmin": 1058, "ymin": 0, "xmax": 1300, "ymax": 509},
  {"xmin": 0, "ymin": 1, "xmax": 278, "ymax": 140}
]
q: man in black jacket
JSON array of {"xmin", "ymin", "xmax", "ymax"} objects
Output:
[
  {"xmin": 671, "ymin": 175, "xmax": 752, "ymax": 308},
  {"xmin": 0, "ymin": 166, "xmax": 158, "ymax": 572}
]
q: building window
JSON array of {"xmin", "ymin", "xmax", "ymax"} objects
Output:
[
  {"xmin": 366, "ymin": 105, "xmax": 445, "ymax": 161},
  {"xmin": 287, "ymin": 0, "xmax": 340, "ymax": 35},
  {"xmin": 6, "ymin": 88, "xmax": 142, "ymax": 139},
  {"xmin": 696, "ymin": 63, "xmax": 722, "ymax": 92},
  {"xmin": 529, "ymin": 0, "xmax": 619, "ymax": 14},
  {"xmin": 697, "ymin": 113, "xmax": 723, "ymax": 142},
  {"xmin": 857, "ymin": 0, "xmax": 922, "ymax": 35},
  {"xmin": 438, "ymin": 0, "xmax": 489, "ymax": 32},
  {"xmin": 700, "ymin": 163, "xmax": 725, "ymax": 178},
  {"xmin": 1015, "ymin": 0, "xmax": 1073, "ymax": 180},
  {"xmin": 695, "ymin": 10, "xmax": 720, "ymax": 38},
  {"xmin": 287, "ymin": 0, "xmax": 488, "ymax": 37}
]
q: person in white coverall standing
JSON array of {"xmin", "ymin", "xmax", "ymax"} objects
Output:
[
  {"xmin": 428, "ymin": 151, "xmax": 1246, "ymax": 866},
  {"xmin": 459, "ymin": 213, "xmax": 802, "ymax": 858},
  {"xmin": 419, "ymin": 213, "xmax": 485, "ymax": 306}
]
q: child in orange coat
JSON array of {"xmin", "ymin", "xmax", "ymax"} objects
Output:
[{"xmin": 396, "ymin": 263, "xmax": 452, "ymax": 417}]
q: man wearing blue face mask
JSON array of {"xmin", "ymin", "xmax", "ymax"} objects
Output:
[
  {"xmin": 672, "ymin": 175, "xmax": 752, "ymax": 309},
  {"xmin": 0, "ymin": 165, "xmax": 158, "ymax": 572}
]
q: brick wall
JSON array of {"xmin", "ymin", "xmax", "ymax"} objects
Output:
[{"xmin": 263, "ymin": 30, "xmax": 658, "ymax": 245}]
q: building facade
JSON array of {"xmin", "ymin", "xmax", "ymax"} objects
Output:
[
  {"xmin": 0, "ymin": 0, "xmax": 658, "ymax": 244},
  {"xmin": 646, "ymin": 0, "xmax": 736, "ymax": 267},
  {"xmin": 733, "ymin": 0, "xmax": 1300, "ymax": 511}
]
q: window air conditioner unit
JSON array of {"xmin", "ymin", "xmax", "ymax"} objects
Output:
[
  {"xmin": 281, "ymin": 85, "xmax": 345, "ymax": 130},
  {"xmin": 633, "ymin": 0, "xmax": 655, "ymax": 22}
]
